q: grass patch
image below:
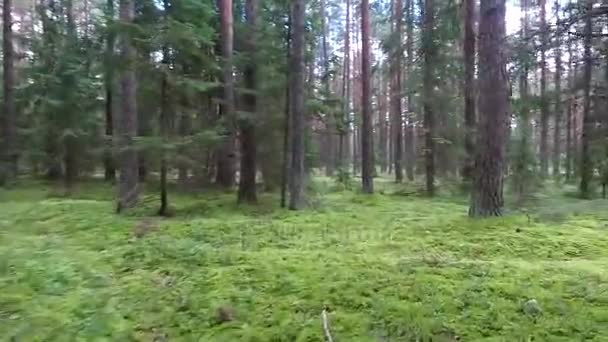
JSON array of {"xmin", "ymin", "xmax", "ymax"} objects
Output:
[{"xmin": 1, "ymin": 179, "xmax": 608, "ymax": 340}]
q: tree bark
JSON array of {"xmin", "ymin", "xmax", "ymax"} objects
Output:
[
  {"xmin": 539, "ymin": 0, "xmax": 549, "ymax": 177},
  {"xmin": 116, "ymin": 0, "xmax": 139, "ymax": 212},
  {"xmin": 361, "ymin": 0, "xmax": 374, "ymax": 193},
  {"xmin": 469, "ymin": 0, "xmax": 508, "ymax": 217},
  {"xmin": 280, "ymin": 17, "xmax": 290, "ymax": 208},
  {"xmin": 104, "ymin": 0, "xmax": 116, "ymax": 182},
  {"xmin": 1, "ymin": 0, "xmax": 17, "ymax": 185},
  {"xmin": 565, "ymin": 1, "xmax": 573, "ymax": 181},
  {"xmin": 404, "ymin": 0, "xmax": 415, "ymax": 181},
  {"xmin": 216, "ymin": 0, "xmax": 236, "ymax": 188},
  {"xmin": 462, "ymin": 0, "xmax": 475, "ymax": 183},
  {"xmin": 422, "ymin": 0, "xmax": 435, "ymax": 196},
  {"xmin": 552, "ymin": 0, "xmax": 562, "ymax": 178},
  {"xmin": 238, "ymin": 0, "xmax": 258, "ymax": 204},
  {"xmin": 288, "ymin": 0, "xmax": 306, "ymax": 209},
  {"xmin": 158, "ymin": 47, "xmax": 170, "ymax": 216},
  {"xmin": 579, "ymin": 0, "xmax": 593, "ymax": 198},
  {"xmin": 390, "ymin": 0, "xmax": 403, "ymax": 183}
]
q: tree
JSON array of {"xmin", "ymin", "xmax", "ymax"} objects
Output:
[
  {"xmin": 390, "ymin": 0, "xmax": 403, "ymax": 183},
  {"xmin": 361, "ymin": 0, "xmax": 374, "ymax": 193},
  {"xmin": 422, "ymin": 0, "xmax": 436, "ymax": 196},
  {"xmin": 1, "ymin": 0, "xmax": 17, "ymax": 185},
  {"xmin": 104, "ymin": 0, "xmax": 116, "ymax": 181},
  {"xmin": 469, "ymin": 0, "xmax": 508, "ymax": 217},
  {"xmin": 565, "ymin": 0, "xmax": 574, "ymax": 181},
  {"xmin": 289, "ymin": 0, "xmax": 306, "ymax": 209},
  {"xmin": 404, "ymin": 0, "xmax": 414, "ymax": 181},
  {"xmin": 216, "ymin": 0, "xmax": 236, "ymax": 188},
  {"xmin": 116, "ymin": 0, "xmax": 139, "ymax": 212},
  {"xmin": 238, "ymin": 0, "xmax": 258, "ymax": 203},
  {"xmin": 579, "ymin": 0, "xmax": 593, "ymax": 197},
  {"xmin": 462, "ymin": 0, "xmax": 475, "ymax": 184},
  {"xmin": 552, "ymin": 0, "xmax": 562, "ymax": 178},
  {"xmin": 539, "ymin": 0, "xmax": 549, "ymax": 177}
]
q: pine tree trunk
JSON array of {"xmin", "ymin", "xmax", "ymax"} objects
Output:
[
  {"xmin": 422, "ymin": 0, "xmax": 435, "ymax": 196},
  {"xmin": 116, "ymin": 0, "xmax": 139, "ymax": 212},
  {"xmin": 103, "ymin": 0, "xmax": 116, "ymax": 181},
  {"xmin": 238, "ymin": 0, "xmax": 258, "ymax": 204},
  {"xmin": 390, "ymin": 0, "xmax": 403, "ymax": 183},
  {"xmin": 565, "ymin": 2, "xmax": 573, "ymax": 181},
  {"xmin": 158, "ymin": 45, "xmax": 170, "ymax": 216},
  {"xmin": 216, "ymin": 0, "xmax": 236, "ymax": 188},
  {"xmin": 579, "ymin": 0, "xmax": 593, "ymax": 198},
  {"xmin": 360, "ymin": 0, "xmax": 374, "ymax": 193},
  {"xmin": 462, "ymin": 0, "xmax": 475, "ymax": 183},
  {"xmin": 1, "ymin": 0, "xmax": 17, "ymax": 185},
  {"xmin": 539, "ymin": 0, "xmax": 549, "ymax": 177},
  {"xmin": 288, "ymin": 0, "xmax": 306, "ymax": 209},
  {"xmin": 404, "ymin": 0, "xmax": 415, "ymax": 181},
  {"xmin": 339, "ymin": 0, "xmax": 350, "ymax": 172},
  {"xmin": 104, "ymin": 0, "xmax": 116, "ymax": 182},
  {"xmin": 552, "ymin": 0, "xmax": 562, "ymax": 178},
  {"xmin": 469, "ymin": 0, "xmax": 508, "ymax": 217}
]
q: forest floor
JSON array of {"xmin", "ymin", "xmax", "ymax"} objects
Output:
[{"xmin": 1, "ymin": 177, "xmax": 608, "ymax": 341}]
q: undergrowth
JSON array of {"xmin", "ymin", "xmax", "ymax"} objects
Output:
[{"xmin": 1, "ymin": 179, "xmax": 607, "ymax": 341}]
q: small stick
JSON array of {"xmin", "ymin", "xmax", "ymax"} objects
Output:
[{"xmin": 321, "ymin": 308, "xmax": 334, "ymax": 342}]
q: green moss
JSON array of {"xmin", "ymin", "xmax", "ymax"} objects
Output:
[{"xmin": 1, "ymin": 180, "xmax": 608, "ymax": 340}]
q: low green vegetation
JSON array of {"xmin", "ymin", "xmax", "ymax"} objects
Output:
[{"xmin": 1, "ymin": 179, "xmax": 608, "ymax": 341}]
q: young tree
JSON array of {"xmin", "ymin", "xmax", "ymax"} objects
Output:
[
  {"xmin": 390, "ymin": 0, "xmax": 403, "ymax": 183},
  {"xmin": 289, "ymin": 0, "xmax": 306, "ymax": 209},
  {"xmin": 216, "ymin": 0, "xmax": 236, "ymax": 188},
  {"xmin": 361, "ymin": 0, "xmax": 374, "ymax": 193},
  {"xmin": 462, "ymin": 0, "xmax": 475, "ymax": 183},
  {"xmin": 422, "ymin": 0, "xmax": 436, "ymax": 195},
  {"xmin": 469, "ymin": 0, "xmax": 508, "ymax": 217},
  {"xmin": 116, "ymin": 0, "xmax": 139, "ymax": 212},
  {"xmin": 238, "ymin": 0, "xmax": 258, "ymax": 203},
  {"xmin": 1, "ymin": 0, "xmax": 17, "ymax": 185}
]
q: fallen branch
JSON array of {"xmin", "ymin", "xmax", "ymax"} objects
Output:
[{"xmin": 321, "ymin": 308, "xmax": 334, "ymax": 342}]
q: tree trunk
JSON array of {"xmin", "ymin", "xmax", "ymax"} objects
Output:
[
  {"xmin": 579, "ymin": 0, "xmax": 593, "ymax": 198},
  {"xmin": 469, "ymin": 0, "xmax": 508, "ymax": 217},
  {"xmin": 216, "ymin": 0, "xmax": 236, "ymax": 188},
  {"xmin": 158, "ymin": 46, "xmax": 170, "ymax": 216},
  {"xmin": 280, "ymin": 18, "xmax": 290, "ymax": 208},
  {"xmin": 552, "ymin": 0, "xmax": 562, "ymax": 178},
  {"xmin": 404, "ymin": 0, "xmax": 415, "ymax": 181},
  {"xmin": 1, "ymin": 0, "xmax": 17, "ymax": 185},
  {"xmin": 116, "ymin": 0, "xmax": 139, "ymax": 212},
  {"xmin": 462, "ymin": 0, "xmax": 475, "ymax": 183},
  {"xmin": 104, "ymin": 0, "xmax": 116, "ymax": 182},
  {"xmin": 565, "ymin": 1, "xmax": 573, "ymax": 181},
  {"xmin": 288, "ymin": 0, "xmax": 306, "ymax": 209},
  {"xmin": 338, "ymin": 0, "xmax": 350, "ymax": 173},
  {"xmin": 390, "ymin": 0, "xmax": 403, "ymax": 183},
  {"xmin": 422, "ymin": 0, "xmax": 435, "ymax": 196},
  {"xmin": 238, "ymin": 0, "xmax": 258, "ymax": 204},
  {"xmin": 539, "ymin": 0, "xmax": 549, "ymax": 177},
  {"xmin": 360, "ymin": 0, "xmax": 374, "ymax": 193}
]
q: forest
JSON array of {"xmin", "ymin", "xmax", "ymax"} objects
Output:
[{"xmin": 1, "ymin": 0, "xmax": 608, "ymax": 340}]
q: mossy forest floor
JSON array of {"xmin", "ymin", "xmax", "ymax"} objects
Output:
[{"xmin": 1, "ymin": 177, "xmax": 608, "ymax": 341}]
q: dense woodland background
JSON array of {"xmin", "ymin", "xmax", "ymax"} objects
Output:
[{"xmin": 0, "ymin": 0, "xmax": 607, "ymax": 213}]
